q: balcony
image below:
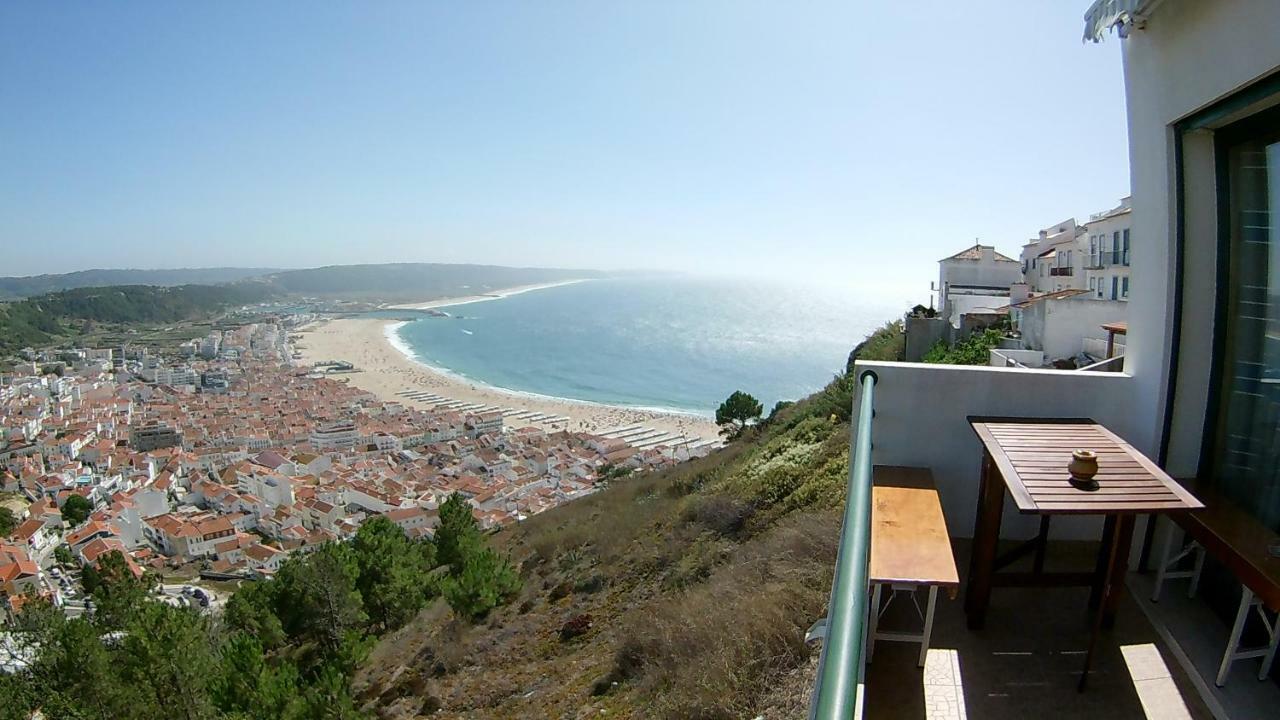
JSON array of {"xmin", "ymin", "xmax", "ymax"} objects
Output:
[
  {"xmin": 808, "ymin": 361, "xmax": 1279, "ymax": 720},
  {"xmin": 1049, "ymin": 267, "xmax": 1074, "ymax": 277}
]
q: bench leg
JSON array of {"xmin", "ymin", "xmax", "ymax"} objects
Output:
[
  {"xmin": 1151, "ymin": 516, "xmax": 1175, "ymax": 602},
  {"xmin": 1188, "ymin": 543, "xmax": 1206, "ymax": 598},
  {"xmin": 1258, "ymin": 606, "xmax": 1278, "ymax": 681},
  {"xmin": 866, "ymin": 582, "xmax": 883, "ymax": 663},
  {"xmin": 1217, "ymin": 587, "xmax": 1255, "ymax": 687},
  {"xmin": 1150, "ymin": 517, "xmax": 1206, "ymax": 602},
  {"xmin": 919, "ymin": 585, "xmax": 938, "ymax": 668}
]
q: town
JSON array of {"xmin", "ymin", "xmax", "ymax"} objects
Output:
[{"xmin": 0, "ymin": 320, "xmax": 708, "ymax": 622}]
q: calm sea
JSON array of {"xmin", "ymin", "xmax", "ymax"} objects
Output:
[{"xmin": 388, "ymin": 276, "xmax": 901, "ymax": 416}]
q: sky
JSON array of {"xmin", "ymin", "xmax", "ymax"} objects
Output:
[{"xmin": 0, "ymin": 2, "xmax": 1130, "ymax": 297}]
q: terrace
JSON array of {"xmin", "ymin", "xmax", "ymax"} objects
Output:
[{"xmin": 807, "ymin": 364, "xmax": 1280, "ymax": 720}]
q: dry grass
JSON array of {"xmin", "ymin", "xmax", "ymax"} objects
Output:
[
  {"xmin": 610, "ymin": 512, "xmax": 841, "ymax": 719},
  {"xmin": 355, "ymin": 382, "xmax": 854, "ymax": 719}
]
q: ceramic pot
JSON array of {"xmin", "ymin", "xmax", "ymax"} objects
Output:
[{"xmin": 1069, "ymin": 449, "xmax": 1099, "ymax": 481}]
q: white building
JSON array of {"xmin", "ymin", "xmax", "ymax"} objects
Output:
[
  {"xmin": 1020, "ymin": 219, "xmax": 1086, "ymax": 294},
  {"xmin": 1083, "ymin": 196, "xmax": 1133, "ymax": 301},
  {"xmin": 935, "ymin": 244, "xmax": 1021, "ymax": 328},
  {"xmin": 309, "ymin": 422, "xmax": 358, "ymax": 452}
]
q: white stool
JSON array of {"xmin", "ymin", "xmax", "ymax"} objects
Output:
[
  {"xmin": 865, "ymin": 582, "xmax": 939, "ymax": 668},
  {"xmin": 1150, "ymin": 517, "xmax": 1280, "ymax": 686}
]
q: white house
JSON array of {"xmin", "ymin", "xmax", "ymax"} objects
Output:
[{"xmin": 935, "ymin": 244, "xmax": 1021, "ymax": 327}]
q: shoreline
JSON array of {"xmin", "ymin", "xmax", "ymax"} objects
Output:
[
  {"xmin": 385, "ymin": 279, "xmax": 590, "ymax": 311},
  {"xmin": 294, "ymin": 288, "xmax": 722, "ymax": 443}
]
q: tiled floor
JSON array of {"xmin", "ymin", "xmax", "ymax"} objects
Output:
[{"xmin": 863, "ymin": 540, "xmax": 1214, "ymax": 720}]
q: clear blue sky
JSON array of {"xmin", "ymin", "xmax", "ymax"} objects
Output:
[{"xmin": 0, "ymin": 2, "xmax": 1128, "ymax": 296}]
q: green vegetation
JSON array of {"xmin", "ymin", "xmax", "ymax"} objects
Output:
[
  {"xmin": 0, "ymin": 506, "xmax": 16, "ymax": 536},
  {"xmin": 347, "ymin": 320, "xmax": 917, "ymax": 718},
  {"xmin": 0, "ymin": 283, "xmax": 279, "ymax": 353},
  {"xmin": 53, "ymin": 545, "xmax": 74, "ymax": 566},
  {"xmin": 1, "ymin": 511, "xmax": 518, "ymax": 720},
  {"xmin": 715, "ymin": 390, "xmax": 763, "ymax": 439},
  {"xmin": 923, "ymin": 327, "xmax": 1005, "ymax": 365},
  {"xmin": 59, "ymin": 495, "xmax": 93, "ymax": 526},
  {"xmin": 844, "ymin": 319, "xmax": 905, "ymax": 371}
]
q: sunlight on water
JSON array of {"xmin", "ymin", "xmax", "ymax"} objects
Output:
[{"xmin": 392, "ymin": 276, "xmax": 901, "ymax": 414}]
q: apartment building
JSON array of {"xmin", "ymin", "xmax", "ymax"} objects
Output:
[
  {"xmin": 1084, "ymin": 196, "xmax": 1133, "ymax": 301},
  {"xmin": 1020, "ymin": 219, "xmax": 1085, "ymax": 293}
]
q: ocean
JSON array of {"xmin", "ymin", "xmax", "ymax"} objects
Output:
[{"xmin": 387, "ymin": 276, "xmax": 901, "ymax": 416}]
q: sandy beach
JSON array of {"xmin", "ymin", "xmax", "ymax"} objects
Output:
[
  {"xmin": 294, "ymin": 315, "xmax": 722, "ymax": 445},
  {"xmin": 386, "ymin": 280, "xmax": 588, "ymax": 310}
]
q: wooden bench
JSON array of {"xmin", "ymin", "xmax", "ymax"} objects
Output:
[
  {"xmin": 1151, "ymin": 481, "xmax": 1280, "ymax": 685},
  {"xmin": 866, "ymin": 466, "xmax": 960, "ymax": 667}
]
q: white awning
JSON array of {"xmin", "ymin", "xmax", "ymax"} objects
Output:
[{"xmin": 1082, "ymin": 0, "xmax": 1160, "ymax": 43}]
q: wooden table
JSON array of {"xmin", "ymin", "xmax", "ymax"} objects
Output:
[
  {"xmin": 867, "ymin": 466, "xmax": 960, "ymax": 667},
  {"xmin": 964, "ymin": 417, "xmax": 1203, "ymax": 690}
]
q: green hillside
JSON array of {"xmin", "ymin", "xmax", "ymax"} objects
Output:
[
  {"xmin": 0, "ymin": 283, "xmax": 279, "ymax": 353},
  {"xmin": 0, "ymin": 268, "xmax": 280, "ymax": 299}
]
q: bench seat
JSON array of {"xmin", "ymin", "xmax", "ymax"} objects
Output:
[{"xmin": 867, "ymin": 466, "xmax": 960, "ymax": 667}]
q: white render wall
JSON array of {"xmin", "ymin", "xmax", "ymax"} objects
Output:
[
  {"xmin": 1120, "ymin": 0, "xmax": 1280, "ymax": 470},
  {"xmin": 853, "ymin": 361, "xmax": 1139, "ymax": 541},
  {"xmin": 1018, "ymin": 297, "xmax": 1129, "ymax": 363}
]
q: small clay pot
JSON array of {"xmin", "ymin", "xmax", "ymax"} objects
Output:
[{"xmin": 1069, "ymin": 449, "xmax": 1099, "ymax": 481}]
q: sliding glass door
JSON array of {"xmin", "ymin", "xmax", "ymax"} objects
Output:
[{"xmin": 1214, "ymin": 108, "xmax": 1280, "ymax": 531}]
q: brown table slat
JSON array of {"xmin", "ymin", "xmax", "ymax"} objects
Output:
[{"xmin": 970, "ymin": 418, "xmax": 1204, "ymax": 515}]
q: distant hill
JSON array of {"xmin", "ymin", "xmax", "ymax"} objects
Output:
[
  {"xmin": 0, "ymin": 283, "xmax": 279, "ymax": 353},
  {"xmin": 0, "ymin": 267, "xmax": 281, "ymax": 300},
  {"xmin": 261, "ymin": 263, "xmax": 608, "ymax": 301}
]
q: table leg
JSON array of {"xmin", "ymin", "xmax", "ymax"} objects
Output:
[
  {"xmin": 1089, "ymin": 515, "xmax": 1117, "ymax": 611},
  {"xmin": 965, "ymin": 450, "xmax": 1004, "ymax": 630},
  {"xmin": 1102, "ymin": 515, "xmax": 1136, "ymax": 628},
  {"xmin": 1033, "ymin": 516, "xmax": 1051, "ymax": 576},
  {"xmin": 1078, "ymin": 514, "xmax": 1133, "ymax": 692}
]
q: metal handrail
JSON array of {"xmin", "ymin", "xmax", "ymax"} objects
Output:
[{"xmin": 808, "ymin": 370, "xmax": 877, "ymax": 720}]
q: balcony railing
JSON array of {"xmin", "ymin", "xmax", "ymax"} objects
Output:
[
  {"xmin": 808, "ymin": 370, "xmax": 876, "ymax": 720},
  {"xmin": 1098, "ymin": 250, "xmax": 1130, "ymax": 267},
  {"xmin": 1049, "ymin": 267, "xmax": 1074, "ymax": 276}
]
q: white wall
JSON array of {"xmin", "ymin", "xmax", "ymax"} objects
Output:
[
  {"xmin": 988, "ymin": 349, "xmax": 1044, "ymax": 368},
  {"xmin": 854, "ymin": 361, "xmax": 1141, "ymax": 542},
  {"xmin": 1120, "ymin": 0, "xmax": 1280, "ymax": 465},
  {"xmin": 947, "ymin": 294, "xmax": 1010, "ymax": 329},
  {"xmin": 1020, "ymin": 297, "xmax": 1129, "ymax": 362}
]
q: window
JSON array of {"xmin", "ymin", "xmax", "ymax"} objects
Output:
[
  {"xmin": 1110, "ymin": 275, "xmax": 1118, "ymax": 300},
  {"xmin": 1090, "ymin": 237, "xmax": 1098, "ymax": 266},
  {"xmin": 1211, "ymin": 105, "xmax": 1280, "ymax": 531},
  {"xmin": 1122, "ymin": 228, "xmax": 1130, "ymax": 266},
  {"xmin": 1112, "ymin": 231, "xmax": 1121, "ymax": 264},
  {"xmin": 1121, "ymin": 275, "xmax": 1129, "ymax": 298},
  {"xmin": 1090, "ymin": 277, "xmax": 1096, "ymax": 292}
]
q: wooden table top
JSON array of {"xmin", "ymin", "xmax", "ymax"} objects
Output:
[
  {"xmin": 870, "ymin": 466, "xmax": 960, "ymax": 589},
  {"xmin": 969, "ymin": 418, "xmax": 1204, "ymax": 515}
]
